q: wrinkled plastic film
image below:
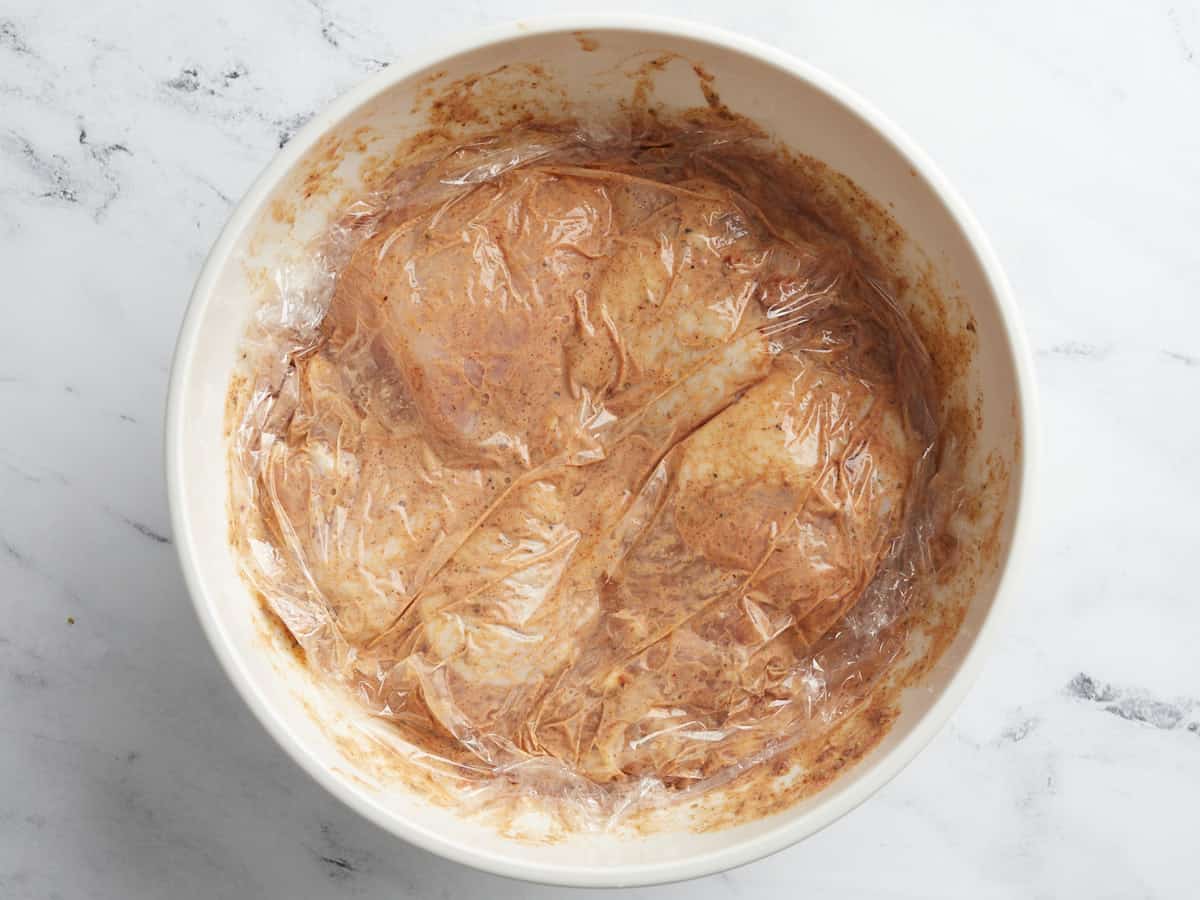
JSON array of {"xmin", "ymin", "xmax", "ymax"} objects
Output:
[{"xmin": 230, "ymin": 124, "xmax": 942, "ymax": 830}]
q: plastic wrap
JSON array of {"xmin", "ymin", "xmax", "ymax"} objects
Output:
[{"xmin": 229, "ymin": 123, "xmax": 941, "ymax": 831}]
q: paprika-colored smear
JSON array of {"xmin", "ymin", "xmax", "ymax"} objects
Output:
[{"xmin": 229, "ymin": 124, "xmax": 948, "ymax": 831}]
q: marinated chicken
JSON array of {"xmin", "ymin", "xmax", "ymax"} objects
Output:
[{"xmin": 232, "ymin": 128, "xmax": 938, "ymax": 814}]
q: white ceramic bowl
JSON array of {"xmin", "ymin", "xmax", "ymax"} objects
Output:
[{"xmin": 166, "ymin": 15, "xmax": 1037, "ymax": 887}]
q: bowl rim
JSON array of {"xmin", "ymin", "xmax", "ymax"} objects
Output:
[{"xmin": 165, "ymin": 13, "xmax": 1039, "ymax": 888}]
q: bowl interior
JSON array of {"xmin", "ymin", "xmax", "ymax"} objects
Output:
[{"xmin": 169, "ymin": 20, "xmax": 1030, "ymax": 886}]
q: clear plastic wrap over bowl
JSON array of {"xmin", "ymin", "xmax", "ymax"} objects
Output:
[{"xmin": 227, "ymin": 122, "xmax": 951, "ymax": 833}]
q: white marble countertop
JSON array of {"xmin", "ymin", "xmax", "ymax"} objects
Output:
[{"xmin": 3, "ymin": 1, "xmax": 1198, "ymax": 897}]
